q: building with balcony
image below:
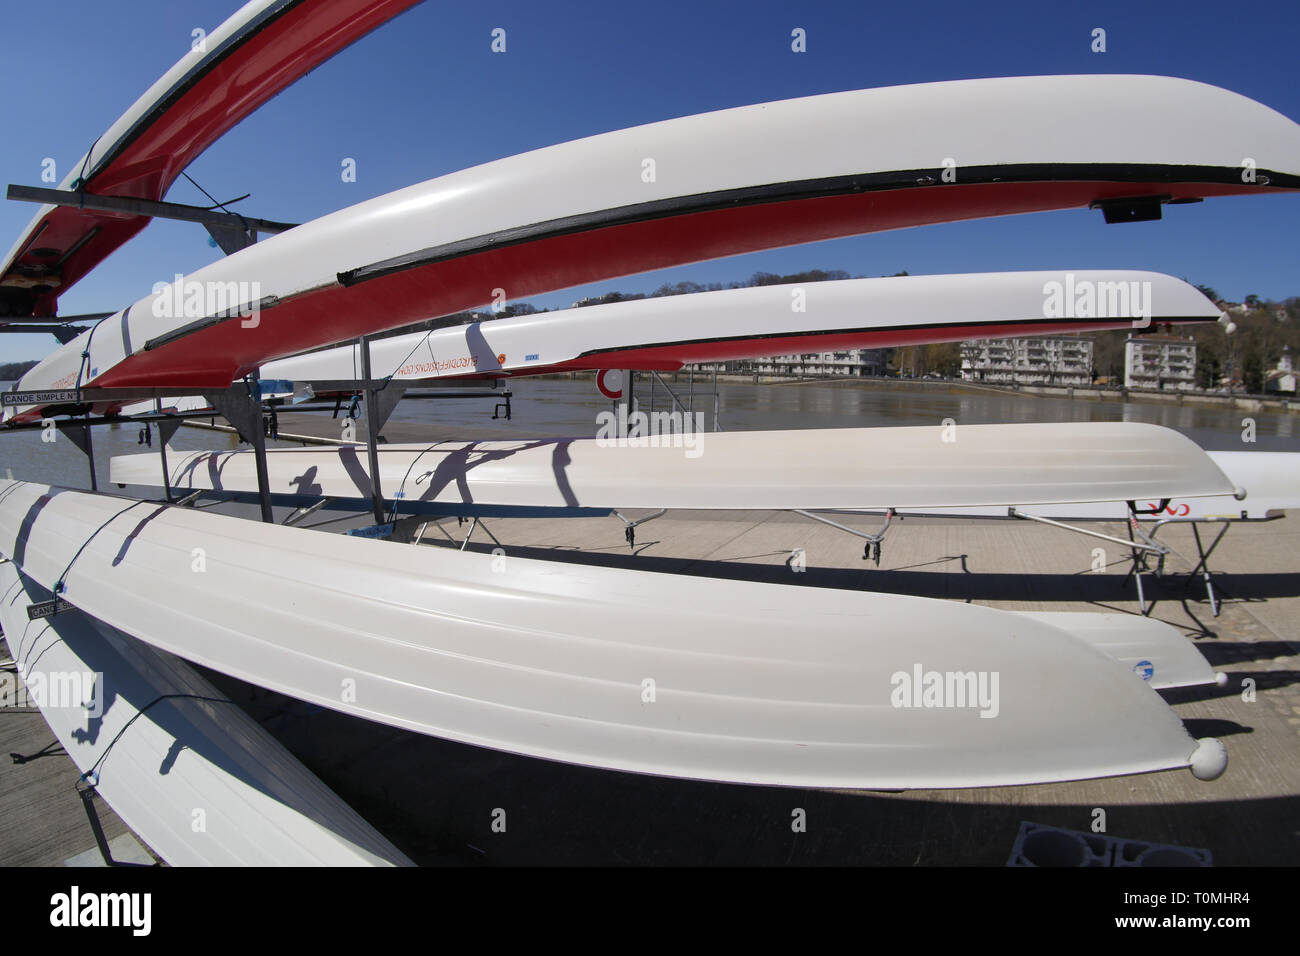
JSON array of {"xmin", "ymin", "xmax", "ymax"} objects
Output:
[
  {"xmin": 692, "ymin": 348, "xmax": 888, "ymax": 377},
  {"xmin": 959, "ymin": 336, "xmax": 1094, "ymax": 386},
  {"xmin": 1123, "ymin": 335, "xmax": 1197, "ymax": 391}
]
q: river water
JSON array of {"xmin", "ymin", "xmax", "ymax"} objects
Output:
[
  {"xmin": 384, "ymin": 376, "xmax": 1298, "ymax": 451},
  {"xmin": 1, "ymin": 377, "xmax": 1295, "ymax": 491}
]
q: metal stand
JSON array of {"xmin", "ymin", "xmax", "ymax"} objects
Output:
[
  {"xmin": 648, "ymin": 370, "xmax": 723, "ymax": 432},
  {"xmin": 359, "ymin": 335, "xmax": 386, "ymax": 526},
  {"xmin": 151, "ymin": 410, "xmax": 182, "ymax": 503},
  {"xmin": 457, "ymin": 515, "xmax": 504, "ymax": 550},
  {"xmin": 612, "ymin": 509, "xmax": 667, "ymax": 549},
  {"xmin": 792, "ymin": 509, "xmax": 895, "ymax": 564},
  {"xmin": 1183, "ymin": 521, "xmax": 1230, "ymax": 617},
  {"xmin": 1007, "ymin": 507, "xmax": 1171, "ymax": 613},
  {"xmin": 1007, "ymin": 505, "xmax": 1259, "ymax": 618},
  {"xmin": 61, "ymin": 417, "xmax": 98, "ymax": 491},
  {"xmin": 204, "ymin": 380, "xmax": 274, "ymax": 523},
  {"xmin": 1144, "ymin": 516, "xmax": 1254, "ymax": 618},
  {"xmin": 76, "ymin": 784, "xmax": 115, "ymax": 865},
  {"xmin": 7, "ymin": 183, "xmax": 297, "ymax": 253}
]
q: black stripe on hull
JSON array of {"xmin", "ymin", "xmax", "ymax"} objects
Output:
[{"xmin": 338, "ymin": 164, "xmax": 1298, "ymax": 288}]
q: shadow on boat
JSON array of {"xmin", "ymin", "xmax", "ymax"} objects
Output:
[{"xmin": 434, "ymin": 538, "xmax": 1300, "ymax": 609}]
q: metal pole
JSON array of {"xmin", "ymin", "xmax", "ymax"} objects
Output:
[
  {"xmin": 713, "ymin": 369, "xmax": 720, "ymax": 431},
  {"xmin": 359, "ymin": 335, "xmax": 386, "ymax": 525},
  {"xmin": 246, "ymin": 373, "xmax": 274, "ymax": 523},
  {"xmin": 6, "ymin": 184, "xmax": 297, "ymax": 236},
  {"xmin": 158, "ymin": 435, "xmax": 173, "ymax": 504},
  {"xmin": 155, "ymin": 399, "xmax": 173, "ymax": 503},
  {"xmin": 1009, "ymin": 508, "xmax": 1167, "ymax": 554},
  {"xmin": 82, "ymin": 413, "xmax": 97, "ymax": 492}
]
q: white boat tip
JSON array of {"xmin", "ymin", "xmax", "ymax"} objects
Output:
[
  {"xmin": 1215, "ymin": 671, "xmax": 1230, "ymax": 687},
  {"xmin": 1189, "ymin": 737, "xmax": 1228, "ymax": 781},
  {"xmin": 1233, "ymin": 486, "xmax": 1248, "ymax": 501}
]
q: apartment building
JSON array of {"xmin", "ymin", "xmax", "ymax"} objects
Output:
[
  {"xmin": 1123, "ymin": 335, "xmax": 1197, "ymax": 391},
  {"xmin": 960, "ymin": 336, "xmax": 1094, "ymax": 386},
  {"xmin": 692, "ymin": 348, "xmax": 888, "ymax": 377}
]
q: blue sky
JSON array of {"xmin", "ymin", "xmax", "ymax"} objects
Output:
[{"xmin": 1, "ymin": 0, "xmax": 1298, "ymax": 364}]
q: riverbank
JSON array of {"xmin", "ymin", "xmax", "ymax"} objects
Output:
[{"xmin": 526, "ymin": 370, "xmax": 1298, "ymax": 414}]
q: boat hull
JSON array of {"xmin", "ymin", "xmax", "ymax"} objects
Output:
[
  {"xmin": 0, "ymin": 479, "xmax": 1223, "ymax": 790},
  {"xmin": 0, "ymin": 559, "xmax": 412, "ymax": 866},
  {"xmin": 109, "ymin": 423, "xmax": 1236, "ymax": 512},
  {"xmin": 260, "ymin": 271, "xmax": 1223, "ymax": 383}
]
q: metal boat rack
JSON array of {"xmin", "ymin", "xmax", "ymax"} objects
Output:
[
  {"xmin": 0, "ymin": 343, "xmax": 510, "ymax": 527},
  {"xmin": 1005, "ymin": 505, "xmax": 1268, "ymax": 617},
  {"xmin": 4, "ymin": 352, "xmax": 1263, "ymax": 619},
  {"xmin": 792, "ymin": 508, "xmax": 896, "ymax": 564},
  {"xmin": 755, "ymin": 503, "xmax": 1260, "ymax": 617}
]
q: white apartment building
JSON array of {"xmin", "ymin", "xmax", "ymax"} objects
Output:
[
  {"xmin": 960, "ymin": 336, "xmax": 1094, "ymax": 386},
  {"xmin": 1123, "ymin": 335, "xmax": 1197, "ymax": 391},
  {"xmin": 692, "ymin": 348, "xmax": 888, "ymax": 377}
]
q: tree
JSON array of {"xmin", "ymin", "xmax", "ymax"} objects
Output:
[
  {"xmin": 651, "ymin": 281, "xmax": 708, "ymax": 298},
  {"xmin": 1196, "ymin": 348, "xmax": 1222, "ymax": 389},
  {"xmin": 0, "ymin": 360, "xmax": 38, "ymax": 381},
  {"xmin": 1243, "ymin": 350, "xmax": 1264, "ymax": 394},
  {"xmin": 922, "ymin": 342, "xmax": 961, "ymax": 377}
]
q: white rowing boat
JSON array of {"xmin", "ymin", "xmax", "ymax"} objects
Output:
[
  {"xmin": 0, "ymin": 479, "xmax": 1226, "ymax": 789},
  {"xmin": 0, "ymin": 558, "xmax": 412, "ymax": 866},
  {"xmin": 1012, "ymin": 612, "xmax": 1219, "ymax": 691},
  {"xmin": 0, "ymin": 0, "xmax": 419, "ymax": 323},
  {"xmin": 901, "ymin": 451, "xmax": 1295, "ymax": 521},
  {"xmin": 260, "ymin": 271, "xmax": 1223, "ymax": 383},
  {"xmin": 108, "ymin": 422, "xmax": 1236, "ymax": 512}
]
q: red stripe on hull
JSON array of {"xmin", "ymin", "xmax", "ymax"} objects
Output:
[
  {"xmin": 547, "ymin": 319, "xmax": 1169, "ymax": 372},
  {"xmin": 94, "ymin": 178, "xmax": 1259, "ymax": 389},
  {"xmin": 7, "ymin": 0, "xmax": 421, "ymax": 318}
]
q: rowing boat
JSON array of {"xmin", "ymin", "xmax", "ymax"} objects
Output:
[
  {"xmin": 0, "ymin": 479, "xmax": 1226, "ymax": 789},
  {"xmin": 0, "ymin": 0, "xmax": 420, "ymax": 322},
  {"xmin": 260, "ymin": 271, "xmax": 1223, "ymax": 383},
  {"xmin": 108, "ymin": 422, "xmax": 1236, "ymax": 512},
  {"xmin": 0, "ymin": 558, "xmax": 412, "ymax": 865}
]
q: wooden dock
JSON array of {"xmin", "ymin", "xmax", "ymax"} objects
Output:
[{"xmin": 0, "ymin": 660, "xmax": 153, "ymax": 866}]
